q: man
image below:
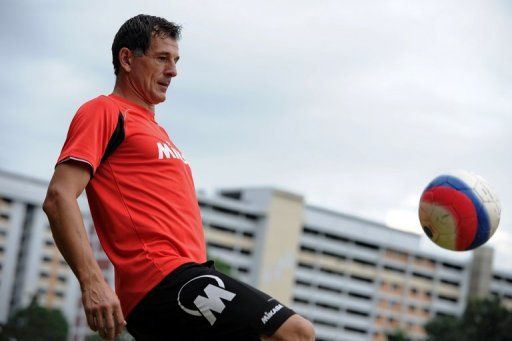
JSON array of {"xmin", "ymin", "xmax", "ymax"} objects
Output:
[{"xmin": 43, "ymin": 14, "xmax": 315, "ymax": 341}]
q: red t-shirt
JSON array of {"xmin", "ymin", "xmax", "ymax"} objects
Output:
[{"xmin": 56, "ymin": 94, "xmax": 206, "ymax": 317}]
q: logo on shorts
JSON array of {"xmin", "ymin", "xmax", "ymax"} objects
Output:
[
  {"xmin": 261, "ymin": 304, "xmax": 283, "ymax": 325},
  {"xmin": 177, "ymin": 275, "xmax": 236, "ymax": 325}
]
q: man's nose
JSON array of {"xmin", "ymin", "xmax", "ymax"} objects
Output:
[{"xmin": 165, "ymin": 62, "xmax": 177, "ymax": 78}]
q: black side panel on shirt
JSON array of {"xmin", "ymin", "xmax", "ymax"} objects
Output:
[{"xmin": 101, "ymin": 112, "xmax": 125, "ymax": 163}]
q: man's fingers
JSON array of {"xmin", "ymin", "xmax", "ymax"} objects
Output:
[
  {"xmin": 96, "ymin": 309, "xmax": 106, "ymax": 338},
  {"xmin": 86, "ymin": 310, "xmax": 97, "ymax": 331},
  {"xmin": 113, "ymin": 305, "xmax": 126, "ymax": 336},
  {"xmin": 104, "ymin": 306, "xmax": 116, "ymax": 340}
]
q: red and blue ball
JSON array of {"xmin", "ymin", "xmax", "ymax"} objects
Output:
[{"xmin": 419, "ymin": 171, "xmax": 501, "ymax": 251}]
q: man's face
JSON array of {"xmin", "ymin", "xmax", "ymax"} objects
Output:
[{"xmin": 128, "ymin": 35, "xmax": 179, "ymax": 105}]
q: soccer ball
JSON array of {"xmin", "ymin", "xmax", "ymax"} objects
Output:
[{"xmin": 418, "ymin": 171, "xmax": 501, "ymax": 251}]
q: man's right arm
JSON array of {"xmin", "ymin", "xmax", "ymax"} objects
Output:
[{"xmin": 43, "ymin": 161, "xmax": 125, "ymax": 340}]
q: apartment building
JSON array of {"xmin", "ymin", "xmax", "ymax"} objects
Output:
[{"xmin": 1, "ymin": 170, "xmax": 511, "ymax": 341}]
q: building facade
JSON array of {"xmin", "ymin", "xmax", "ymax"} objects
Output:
[{"xmin": 1, "ymin": 170, "xmax": 511, "ymax": 341}]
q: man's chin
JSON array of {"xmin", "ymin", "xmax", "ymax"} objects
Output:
[{"xmin": 152, "ymin": 93, "xmax": 167, "ymax": 104}]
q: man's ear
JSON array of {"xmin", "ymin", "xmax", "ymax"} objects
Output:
[{"xmin": 119, "ymin": 47, "xmax": 134, "ymax": 73}]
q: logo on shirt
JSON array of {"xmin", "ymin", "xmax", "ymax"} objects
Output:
[
  {"xmin": 177, "ymin": 275, "xmax": 236, "ymax": 325},
  {"xmin": 157, "ymin": 142, "xmax": 188, "ymax": 164},
  {"xmin": 261, "ymin": 304, "xmax": 283, "ymax": 325}
]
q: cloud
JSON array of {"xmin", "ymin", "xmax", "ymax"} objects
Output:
[{"xmin": 1, "ymin": 0, "xmax": 511, "ymax": 271}]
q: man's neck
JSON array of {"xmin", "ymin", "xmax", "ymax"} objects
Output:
[{"xmin": 112, "ymin": 78, "xmax": 155, "ymax": 112}]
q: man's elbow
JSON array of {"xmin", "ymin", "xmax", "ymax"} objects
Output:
[{"xmin": 43, "ymin": 185, "xmax": 68, "ymax": 216}]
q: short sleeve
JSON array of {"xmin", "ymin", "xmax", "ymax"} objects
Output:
[{"xmin": 56, "ymin": 96, "xmax": 120, "ymax": 176}]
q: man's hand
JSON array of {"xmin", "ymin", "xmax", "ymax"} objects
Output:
[
  {"xmin": 43, "ymin": 161, "xmax": 127, "ymax": 339},
  {"xmin": 82, "ymin": 278, "xmax": 126, "ymax": 340}
]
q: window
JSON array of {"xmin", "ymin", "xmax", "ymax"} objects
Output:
[
  {"xmin": 348, "ymin": 292, "xmax": 371, "ymax": 300},
  {"xmin": 438, "ymin": 295, "xmax": 458, "ymax": 303},
  {"xmin": 240, "ymin": 248, "xmax": 252, "ymax": 255},
  {"xmin": 295, "ymin": 279, "xmax": 311, "ymax": 287},
  {"xmin": 354, "ymin": 240, "xmax": 379, "ymax": 250},
  {"xmin": 353, "ymin": 258, "xmax": 376, "ymax": 267},
  {"xmin": 441, "ymin": 279, "xmax": 460, "ymax": 287},
  {"xmin": 209, "ymin": 223, "xmax": 236, "ymax": 234},
  {"xmin": 442, "ymin": 262, "xmax": 463, "ymax": 271},
  {"xmin": 298, "ymin": 262, "xmax": 314, "ymax": 270},
  {"xmin": 321, "ymin": 250, "xmax": 346, "ymax": 260},
  {"xmin": 391, "ymin": 283, "xmax": 401, "ymax": 290},
  {"xmin": 220, "ymin": 191, "xmax": 241, "ymax": 200},
  {"xmin": 436, "ymin": 311, "xmax": 455, "ymax": 318},
  {"xmin": 318, "ymin": 284, "xmax": 342, "ymax": 294},
  {"xmin": 320, "ymin": 267, "xmax": 344, "ymax": 277},
  {"xmin": 384, "ymin": 265, "xmax": 405, "ymax": 274},
  {"xmin": 303, "ymin": 227, "xmax": 320, "ymax": 236},
  {"xmin": 346, "ymin": 309, "xmax": 369, "ymax": 317},
  {"xmin": 412, "ymin": 272, "xmax": 433, "ymax": 280},
  {"xmin": 350, "ymin": 275, "xmax": 373, "ymax": 284},
  {"xmin": 244, "ymin": 213, "xmax": 259, "ymax": 221},
  {"xmin": 207, "ymin": 242, "xmax": 233, "ymax": 252},
  {"xmin": 313, "ymin": 319, "xmax": 337, "ymax": 328},
  {"xmin": 211, "ymin": 205, "xmax": 239, "ymax": 216},
  {"xmin": 324, "ymin": 232, "xmax": 349, "ymax": 243},
  {"xmin": 344, "ymin": 325, "xmax": 366, "ymax": 334},
  {"xmin": 300, "ymin": 245, "xmax": 316, "ymax": 253},
  {"xmin": 294, "ymin": 297, "xmax": 309, "ymax": 304},
  {"xmin": 316, "ymin": 302, "xmax": 340, "ymax": 311}
]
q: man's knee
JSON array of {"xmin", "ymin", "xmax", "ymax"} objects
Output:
[{"xmin": 263, "ymin": 314, "xmax": 315, "ymax": 341}]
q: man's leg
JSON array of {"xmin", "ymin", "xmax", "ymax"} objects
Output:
[{"xmin": 261, "ymin": 314, "xmax": 315, "ymax": 341}]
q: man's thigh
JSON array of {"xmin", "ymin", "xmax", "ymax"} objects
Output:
[{"xmin": 126, "ymin": 261, "xmax": 296, "ymax": 340}]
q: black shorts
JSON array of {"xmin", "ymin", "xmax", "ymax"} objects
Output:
[{"xmin": 126, "ymin": 261, "xmax": 296, "ymax": 340}]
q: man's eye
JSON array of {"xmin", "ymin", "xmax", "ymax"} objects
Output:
[{"xmin": 158, "ymin": 56, "xmax": 167, "ymax": 62}]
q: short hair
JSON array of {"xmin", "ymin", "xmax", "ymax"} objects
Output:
[{"xmin": 112, "ymin": 14, "xmax": 182, "ymax": 76}]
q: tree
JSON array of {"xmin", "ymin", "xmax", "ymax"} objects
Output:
[
  {"xmin": 424, "ymin": 315, "xmax": 460, "ymax": 341},
  {"xmin": 425, "ymin": 297, "xmax": 512, "ymax": 341},
  {"xmin": 212, "ymin": 257, "xmax": 232, "ymax": 275},
  {"xmin": 86, "ymin": 330, "xmax": 134, "ymax": 341},
  {"xmin": 0, "ymin": 295, "xmax": 68, "ymax": 341},
  {"xmin": 387, "ymin": 329, "xmax": 411, "ymax": 341}
]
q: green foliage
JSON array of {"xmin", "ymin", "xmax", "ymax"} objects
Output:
[
  {"xmin": 206, "ymin": 252, "xmax": 232, "ymax": 276},
  {"xmin": 0, "ymin": 295, "xmax": 68, "ymax": 341},
  {"xmin": 211, "ymin": 257, "xmax": 231, "ymax": 275},
  {"xmin": 85, "ymin": 334, "xmax": 104, "ymax": 341},
  {"xmin": 425, "ymin": 297, "xmax": 512, "ymax": 341},
  {"xmin": 387, "ymin": 329, "xmax": 411, "ymax": 341},
  {"xmin": 86, "ymin": 330, "xmax": 134, "ymax": 341},
  {"xmin": 424, "ymin": 315, "xmax": 460, "ymax": 341}
]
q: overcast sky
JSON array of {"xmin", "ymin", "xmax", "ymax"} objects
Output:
[{"xmin": 1, "ymin": 0, "xmax": 511, "ymax": 271}]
